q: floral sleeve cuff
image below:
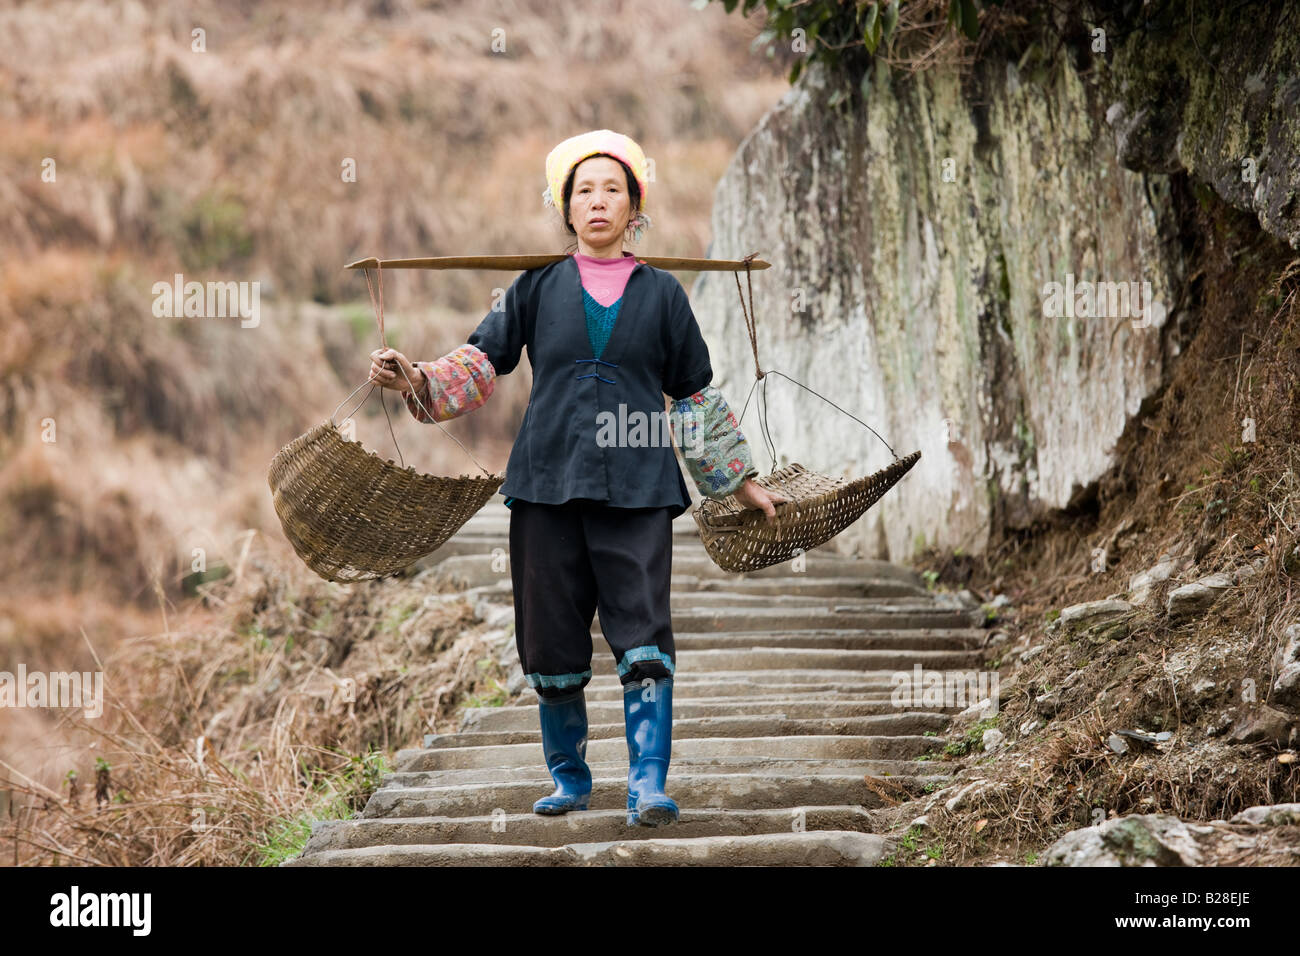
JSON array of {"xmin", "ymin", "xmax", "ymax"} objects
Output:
[
  {"xmin": 669, "ymin": 385, "xmax": 759, "ymax": 499},
  {"xmin": 403, "ymin": 344, "xmax": 496, "ymax": 423}
]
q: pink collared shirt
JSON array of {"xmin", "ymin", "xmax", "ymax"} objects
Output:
[{"xmin": 572, "ymin": 250, "xmax": 638, "ymax": 306}]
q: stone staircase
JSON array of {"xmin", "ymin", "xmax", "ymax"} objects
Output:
[{"xmin": 286, "ymin": 502, "xmax": 985, "ymax": 866}]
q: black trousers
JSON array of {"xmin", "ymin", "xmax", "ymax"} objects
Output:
[{"xmin": 508, "ymin": 498, "xmax": 676, "ymax": 699}]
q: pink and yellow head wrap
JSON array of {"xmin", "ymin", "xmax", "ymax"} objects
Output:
[{"xmin": 542, "ymin": 129, "xmax": 653, "ymax": 242}]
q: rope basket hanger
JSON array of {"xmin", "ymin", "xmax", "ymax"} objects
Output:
[
  {"xmin": 692, "ymin": 254, "xmax": 921, "ymax": 573},
  {"xmin": 267, "ymin": 262, "xmax": 503, "ymax": 583}
]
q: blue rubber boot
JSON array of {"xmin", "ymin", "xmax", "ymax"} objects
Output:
[
  {"xmin": 532, "ymin": 687, "xmax": 592, "ymax": 815},
  {"xmin": 624, "ymin": 677, "xmax": 679, "ymax": 827}
]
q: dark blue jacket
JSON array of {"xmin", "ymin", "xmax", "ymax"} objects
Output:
[{"xmin": 467, "ymin": 254, "xmax": 713, "ymax": 519}]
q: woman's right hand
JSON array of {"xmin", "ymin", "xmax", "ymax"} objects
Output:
[{"xmin": 369, "ymin": 347, "xmax": 426, "ymax": 392}]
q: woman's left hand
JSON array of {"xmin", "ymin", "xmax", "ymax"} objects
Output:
[{"xmin": 732, "ymin": 478, "xmax": 789, "ymax": 523}]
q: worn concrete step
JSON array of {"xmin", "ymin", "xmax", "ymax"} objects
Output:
[
  {"xmin": 666, "ymin": 540, "xmax": 895, "ymax": 564},
  {"xmin": 679, "ymin": 575, "xmax": 927, "ymax": 598},
  {"xmin": 421, "ymin": 553, "xmax": 929, "ymax": 598},
  {"xmin": 395, "ymin": 733, "xmax": 942, "ymax": 772},
  {"xmin": 409, "ymin": 535, "xmax": 513, "ymax": 569},
  {"xmin": 667, "ymin": 552, "xmax": 924, "ymax": 585},
  {"xmin": 587, "ymin": 630, "xmax": 985, "ymax": 653},
  {"xmin": 585, "ymin": 668, "xmax": 904, "ymax": 686},
  {"xmin": 642, "ymin": 591, "xmax": 937, "ymax": 609},
  {"xmin": 579, "ymin": 674, "xmax": 921, "ymax": 701},
  {"xmin": 597, "ymin": 606, "xmax": 978, "ymax": 634},
  {"xmin": 361, "ymin": 771, "xmax": 947, "ymax": 817},
  {"xmin": 283, "ymin": 829, "xmax": 892, "ymax": 866},
  {"xmin": 421, "ymin": 534, "xmax": 861, "ymax": 568},
  {"xmin": 460, "ymin": 697, "xmax": 963, "ymax": 732},
  {"xmin": 301, "ymin": 805, "xmax": 876, "ymax": 853},
  {"xmin": 379, "ymin": 756, "xmax": 948, "ymax": 791},
  {"xmin": 590, "ymin": 647, "xmax": 984, "ymax": 676},
  {"xmin": 658, "ymin": 629, "xmax": 988, "ymax": 652},
  {"xmin": 427, "ymin": 712, "xmax": 950, "ymax": 748}
]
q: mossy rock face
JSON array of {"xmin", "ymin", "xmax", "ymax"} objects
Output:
[
  {"xmin": 698, "ymin": 0, "xmax": 1300, "ymax": 563},
  {"xmin": 1111, "ymin": 0, "xmax": 1300, "ymax": 250},
  {"xmin": 1102, "ymin": 817, "xmax": 1186, "ymax": 867},
  {"xmin": 693, "ymin": 41, "xmax": 1184, "ymax": 561}
]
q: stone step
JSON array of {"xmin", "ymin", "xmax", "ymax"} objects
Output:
[
  {"xmin": 361, "ymin": 771, "xmax": 948, "ymax": 817},
  {"xmin": 584, "ymin": 667, "xmax": 906, "ymax": 685},
  {"xmin": 426, "ymin": 712, "xmax": 950, "ymax": 748},
  {"xmin": 668, "ymin": 553, "xmax": 924, "ymax": 584},
  {"xmin": 409, "ymin": 535, "xmax": 512, "ymax": 569},
  {"xmin": 460, "ymin": 697, "xmax": 964, "ymax": 732},
  {"xmin": 597, "ymin": 606, "xmax": 978, "ymax": 634},
  {"xmin": 579, "ymin": 674, "xmax": 922, "ymax": 701},
  {"xmin": 423, "ymin": 534, "xmax": 864, "ymax": 569},
  {"xmin": 655, "ymin": 629, "xmax": 988, "ymax": 651},
  {"xmin": 283, "ymin": 830, "xmax": 892, "ymax": 866},
  {"xmin": 680, "ymin": 575, "xmax": 927, "ymax": 598},
  {"xmin": 591, "ymin": 647, "xmax": 984, "ymax": 676},
  {"xmin": 379, "ymin": 757, "xmax": 948, "ymax": 791},
  {"xmin": 394, "ymin": 733, "xmax": 942, "ymax": 772},
  {"xmin": 423, "ymin": 554, "xmax": 929, "ymax": 597},
  {"xmin": 631, "ymin": 591, "xmax": 938, "ymax": 609},
  {"xmin": 301, "ymin": 805, "xmax": 876, "ymax": 853}
]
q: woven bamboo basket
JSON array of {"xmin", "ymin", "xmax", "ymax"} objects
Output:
[
  {"xmin": 693, "ymin": 452, "xmax": 921, "ymax": 573},
  {"xmin": 268, "ymin": 420, "xmax": 504, "ymax": 583}
]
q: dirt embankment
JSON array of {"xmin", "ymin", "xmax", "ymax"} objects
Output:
[{"xmin": 895, "ymin": 186, "xmax": 1300, "ymax": 864}]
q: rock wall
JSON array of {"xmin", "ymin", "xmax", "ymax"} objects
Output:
[
  {"xmin": 691, "ymin": 4, "xmax": 1300, "ymax": 563},
  {"xmin": 1108, "ymin": 1, "xmax": 1300, "ymax": 248},
  {"xmin": 692, "ymin": 54, "xmax": 1181, "ymax": 561}
]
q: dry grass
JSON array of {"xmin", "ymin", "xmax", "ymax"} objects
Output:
[
  {"xmin": 0, "ymin": 542, "xmax": 516, "ymax": 867},
  {"xmin": 0, "ymin": 250, "xmax": 522, "ymax": 603},
  {"xmin": 0, "ymin": 0, "xmax": 786, "ymax": 310}
]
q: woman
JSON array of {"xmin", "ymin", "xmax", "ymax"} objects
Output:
[{"xmin": 367, "ymin": 129, "xmax": 785, "ymax": 827}]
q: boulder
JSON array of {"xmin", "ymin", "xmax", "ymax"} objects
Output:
[
  {"xmin": 1224, "ymin": 705, "xmax": 1299, "ymax": 748},
  {"xmin": 1227, "ymin": 804, "xmax": 1300, "ymax": 827},
  {"xmin": 1272, "ymin": 623, "xmax": 1300, "ymax": 707},
  {"xmin": 1044, "ymin": 814, "xmax": 1205, "ymax": 866},
  {"xmin": 1041, "ymin": 812, "xmax": 1299, "ymax": 866},
  {"xmin": 1056, "ymin": 599, "xmax": 1138, "ymax": 641},
  {"xmin": 1165, "ymin": 572, "xmax": 1235, "ymax": 621},
  {"xmin": 1126, "ymin": 555, "xmax": 1181, "ymax": 606},
  {"xmin": 982, "ymin": 728, "xmax": 1006, "ymax": 752}
]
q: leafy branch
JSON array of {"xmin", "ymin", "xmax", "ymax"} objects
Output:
[{"xmin": 701, "ymin": 0, "xmax": 995, "ymax": 86}]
